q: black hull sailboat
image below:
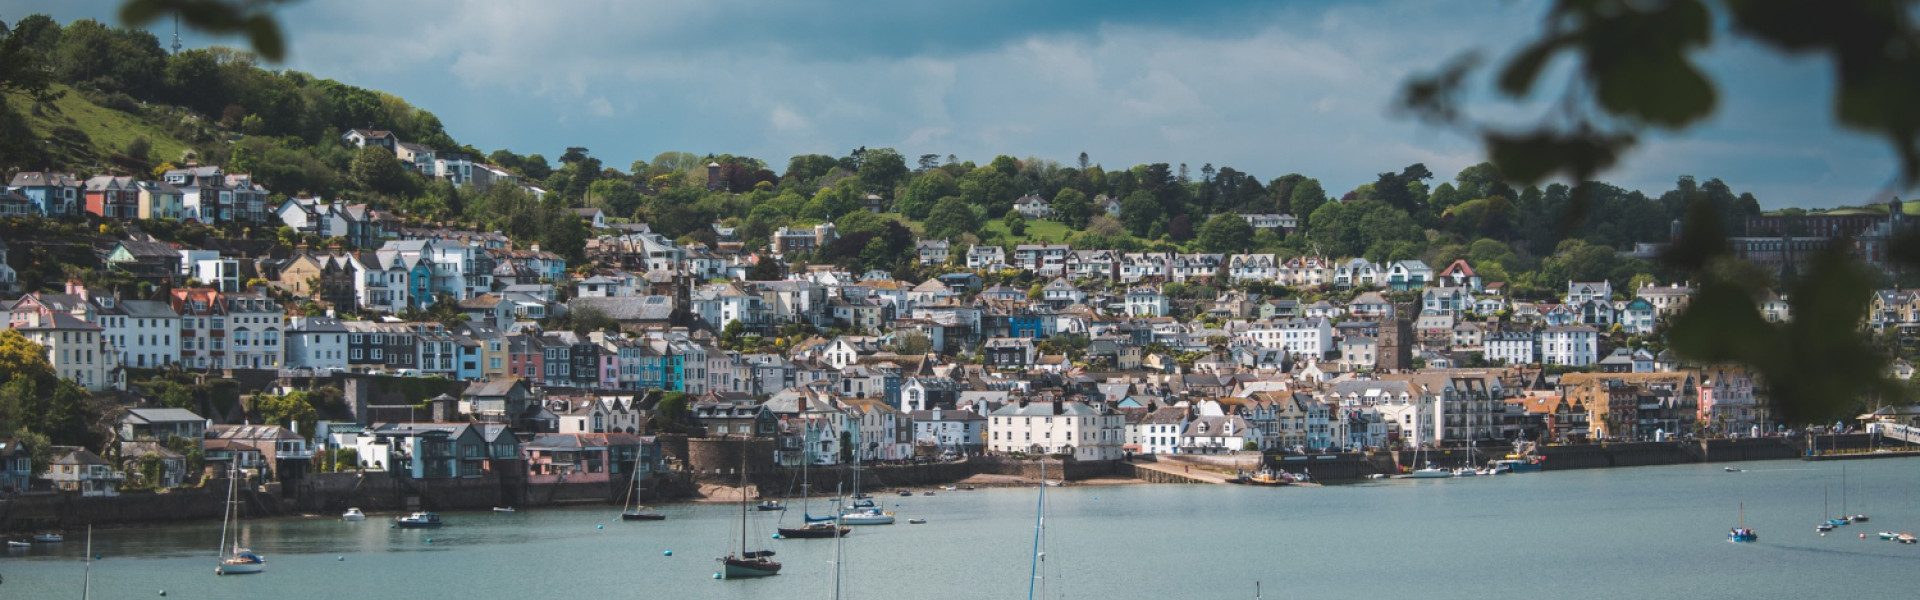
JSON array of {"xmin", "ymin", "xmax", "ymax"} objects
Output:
[
  {"xmin": 777, "ymin": 523, "xmax": 851, "ymax": 538},
  {"xmin": 718, "ymin": 436, "xmax": 780, "ymax": 579},
  {"xmin": 621, "ymin": 448, "xmax": 665, "ymax": 522}
]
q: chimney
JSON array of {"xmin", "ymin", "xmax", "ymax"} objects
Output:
[
  {"xmin": 66, "ymin": 278, "xmax": 85, "ymax": 297},
  {"xmin": 1052, "ymin": 397, "xmax": 1064, "ymax": 415}
]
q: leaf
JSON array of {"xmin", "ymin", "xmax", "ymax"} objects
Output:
[
  {"xmin": 1483, "ymin": 129, "xmax": 1635, "ymax": 184},
  {"xmin": 1496, "ymin": 36, "xmax": 1569, "ymax": 98}
]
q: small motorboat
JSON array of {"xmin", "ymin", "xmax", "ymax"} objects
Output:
[
  {"xmin": 960, "ymin": 485, "xmax": 975, "ymax": 491},
  {"xmin": 907, "ymin": 518, "xmax": 927, "ymax": 524},
  {"xmin": 1898, "ymin": 532, "xmax": 1918, "ymax": 545},
  {"xmin": 341, "ymin": 507, "xmax": 367, "ymax": 521},
  {"xmin": 1453, "ymin": 467, "xmax": 1478, "ymax": 477},
  {"xmin": 941, "ymin": 485, "xmax": 958, "ymax": 491},
  {"xmin": 922, "ymin": 491, "xmax": 936, "ymax": 496},
  {"xmin": 897, "ymin": 490, "xmax": 913, "ymax": 497},
  {"xmin": 839, "ymin": 508, "xmax": 896, "ymax": 526},
  {"xmin": 32, "ymin": 533, "xmax": 63, "ymax": 543},
  {"xmin": 1724, "ymin": 467, "xmax": 1743, "ymax": 472},
  {"xmin": 756, "ymin": 500, "xmax": 785, "ymax": 512},
  {"xmin": 1817, "ymin": 523, "xmax": 1837, "ymax": 533},
  {"xmin": 394, "ymin": 512, "xmax": 443, "ymax": 528},
  {"xmin": 1826, "ymin": 517, "xmax": 1851, "ymax": 528},
  {"xmin": 1366, "ymin": 473, "xmax": 1389, "ymax": 480},
  {"xmin": 493, "ymin": 506, "xmax": 516, "ymax": 513},
  {"xmin": 1848, "ymin": 514, "xmax": 1870, "ymax": 523},
  {"xmin": 1877, "ymin": 531, "xmax": 1899, "ymax": 540},
  {"xmin": 6, "ymin": 540, "xmax": 30, "ymax": 549}
]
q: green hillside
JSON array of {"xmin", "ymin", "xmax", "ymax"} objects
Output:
[{"xmin": 5, "ymin": 83, "xmax": 202, "ymax": 173}]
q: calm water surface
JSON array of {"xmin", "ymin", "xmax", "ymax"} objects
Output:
[{"xmin": 6, "ymin": 458, "xmax": 1920, "ymax": 599}]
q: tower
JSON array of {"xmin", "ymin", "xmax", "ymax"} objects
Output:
[{"xmin": 170, "ymin": 14, "xmax": 183, "ymax": 55}]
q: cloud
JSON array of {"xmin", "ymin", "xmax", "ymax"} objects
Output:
[{"xmin": 5, "ymin": 0, "xmax": 1904, "ymax": 208}]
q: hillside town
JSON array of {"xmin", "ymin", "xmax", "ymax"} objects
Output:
[{"xmin": 4, "ymin": 123, "xmax": 1920, "ymax": 504}]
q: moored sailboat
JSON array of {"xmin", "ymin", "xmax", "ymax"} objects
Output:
[
  {"xmin": 777, "ymin": 432, "xmax": 849, "ymax": 539},
  {"xmin": 215, "ymin": 461, "xmax": 266, "ymax": 575},
  {"xmin": 839, "ymin": 433, "xmax": 895, "ymax": 526},
  {"xmin": 1729, "ymin": 502, "xmax": 1758, "ymax": 543},
  {"xmin": 718, "ymin": 436, "xmax": 780, "ymax": 579},
  {"xmin": 621, "ymin": 445, "xmax": 665, "ymax": 522}
]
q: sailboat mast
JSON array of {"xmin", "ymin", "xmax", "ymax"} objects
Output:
[
  {"xmin": 833, "ymin": 483, "xmax": 844, "ymax": 600},
  {"xmin": 802, "ymin": 424, "xmax": 812, "ymax": 515},
  {"xmin": 1028, "ymin": 460, "xmax": 1045, "ymax": 600},
  {"xmin": 82, "ymin": 524, "xmax": 92, "ymax": 600},
  {"xmin": 218, "ymin": 461, "xmax": 235, "ymax": 559},
  {"xmin": 1842, "ymin": 465, "xmax": 1849, "ymax": 515},
  {"xmin": 740, "ymin": 435, "xmax": 750, "ymax": 556}
]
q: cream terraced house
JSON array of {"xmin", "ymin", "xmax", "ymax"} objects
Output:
[{"xmin": 986, "ymin": 399, "xmax": 1125, "ymax": 461}]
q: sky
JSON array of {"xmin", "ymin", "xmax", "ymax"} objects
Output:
[{"xmin": 2, "ymin": 0, "xmax": 1903, "ymax": 208}]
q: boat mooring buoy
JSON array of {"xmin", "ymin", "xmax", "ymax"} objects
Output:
[
  {"xmin": 596, "ymin": 523, "xmax": 605, "ymax": 530},
  {"xmin": 712, "ymin": 572, "xmax": 722, "ymax": 579},
  {"xmin": 663, "ymin": 550, "xmax": 673, "ymax": 556}
]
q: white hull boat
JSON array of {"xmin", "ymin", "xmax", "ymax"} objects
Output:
[{"xmin": 839, "ymin": 509, "xmax": 895, "ymax": 525}]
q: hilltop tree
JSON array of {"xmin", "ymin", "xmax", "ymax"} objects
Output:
[
  {"xmin": 1289, "ymin": 178, "xmax": 1327, "ymax": 228},
  {"xmin": 349, "ymin": 146, "xmax": 417, "ymax": 197},
  {"xmin": 897, "ymin": 169, "xmax": 957, "ymax": 219},
  {"xmin": 857, "ymin": 147, "xmax": 909, "ymax": 195},
  {"xmin": 1052, "ymin": 188, "xmax": 1092, "ymax": 228},
  {"xmin": 1196, "ymin": 213, "xmax": 1255, "ymax": 253},
  {"xmin": 923, "ymin": 196, "xmax": 977, "ymax": 240}
]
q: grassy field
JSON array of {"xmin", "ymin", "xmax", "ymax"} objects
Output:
[
  {"xmin": 981, "ymin": 217, "xmax": 1076, "ymax": 243},
  {"xmin": 7, "ymin": 83, "xmax": 197, "ymax": 169}
]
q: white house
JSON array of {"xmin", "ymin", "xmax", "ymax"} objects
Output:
[
  {"xmin": 1227, "ymin": 254, "xmax": 1278, "ymax": 283},
  {"xmin": 1566, "ymin": 280, "xmax": 1613, "ymax": 305},
  {"xmin": 286, "ymin": 316, "xmax": 350, "ymax": 372},
  {"xmin": 1124, "ymin": 287, "xmax": 1170, "ymax": 317},
  {"xmin": 986, "ymin": 399, "xmax": 1125, "ymax": 461},
  {"xmin": 1484, "ymin": 330, "xmax": 1537, "ymax": 365},
  {"xmin": 910, "ymin": 407, "xmax": 985, "ymax": 455},
  {"xmin": 1179, "ymin": 415, "xmax": 1255, "ymax": 453},
  {"xmin": 1013, "ymin": 194, "xmax": 1054, "ymax": 219},
  {"xmin": 967, "ymin": 245, "xmax": 1007, "ymax": 270},
  {"xmin": 1540, "ymin": 325, "xmax": 1598, "ymax": 366},
  {"xmin": 1041, "ymin": 278, "xmax": 1086, "ymax": 306},
  {"xmin": 916, "ymin": 239, "xmax": 951, "ymax": 265},
  {"xmin": 1334, "ymin": 258, "xmax": 1380, "ymax": 287},
  {"xmin": 1134, "ymin": 408, "xmax": 1190, "ymax": 455},
  {"xmin": 48, "ymin": 449, "xmax": 119, "ymax": 497},
  {"xmin": 13, "ymin": 311, "xmax": 120, "ymax": 391},
  {"xmin": 1234, "ymin": 317, "xmax": 1334, "ymax": 359}
]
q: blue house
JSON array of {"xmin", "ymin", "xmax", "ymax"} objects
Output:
[
  {"xmin": 1008, "ymin": 313, "xmax": 1050, "ymax": 339},
  {"xmin": 0, "ymin": 437, "xmax": 32, "ymax": 494},
  {"xmin": 9, "ymin": 172, "xmax": 81, "ymax": 216}
]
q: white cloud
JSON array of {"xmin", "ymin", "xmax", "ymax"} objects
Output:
[{"xmin": 13, "ymin": 0, "xmax": 1881, "ymax": 208}]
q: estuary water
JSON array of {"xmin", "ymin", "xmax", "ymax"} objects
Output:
[{"xmin": 6, "ymin": 457, "xmax": 1920, "ymax": 599}]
